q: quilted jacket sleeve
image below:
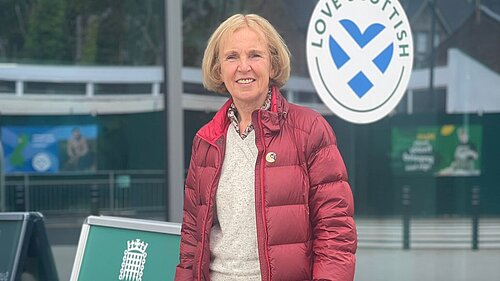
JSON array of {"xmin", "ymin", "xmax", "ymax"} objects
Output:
[
  {"xmin": 306, "ymin": 116, "xmax": 357, "ymax": 281},
  {"xmin": 174, "ymin": 137, "xmax": 200, "ymax": 281}
]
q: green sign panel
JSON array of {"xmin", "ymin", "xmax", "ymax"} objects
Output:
[
  {"xmin": 71, "ymin": 216, "xmax": 181, "ymax": 281},
  {"xmin": 391, "ymin": 124, "xmax": 482, "ymax": 176},
  {"xmin": 0, "ymin": 212, "xmax": 58, "ymax": 281},
  {"xmin": 0, "ymin": 218, "xmax": 24, "ymax": 281}
]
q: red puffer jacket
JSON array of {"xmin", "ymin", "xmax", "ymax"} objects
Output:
[{"xmin": 175, "ymin": 87, "xmax": 357, "ymax": 281}]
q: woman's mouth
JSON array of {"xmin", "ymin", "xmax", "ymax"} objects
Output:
[{"xmin": 236, "ymin": 78, "xmax": 255, "ymax": 84}]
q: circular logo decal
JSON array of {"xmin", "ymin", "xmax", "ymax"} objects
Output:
[
  {"xmin": 307, "ymin": 0, "xmax": 413, "ymax": 124},
  {"xmin": 32, "ymin": 152, "xmax": 52, "ymax": 172}
]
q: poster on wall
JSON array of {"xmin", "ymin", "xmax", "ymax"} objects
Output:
[
  {"xmin": 391, "ymin": 124, "xmax": 482, "ymax": 177},
  {"xmin": 1, "ymin": 125, "xmax": 97, "ymax": 174}
]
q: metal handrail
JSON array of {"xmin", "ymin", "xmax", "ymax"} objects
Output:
[{"xmin": 4, "ymin": 170, "xmax": 166, "ymax": 215}]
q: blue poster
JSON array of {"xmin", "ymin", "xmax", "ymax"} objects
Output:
[{"xmin": 1, "ymin": 125, "xmax": 97, "ymax": 174}]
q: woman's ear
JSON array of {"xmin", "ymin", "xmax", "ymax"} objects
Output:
[{"xmin": 270, "ymin": 66, "xmax": 276, "ymax": 81}]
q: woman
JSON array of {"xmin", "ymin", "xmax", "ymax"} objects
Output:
[{"xmin": 175, "ymin": 14, "xmax": 357, "ymax": 281}]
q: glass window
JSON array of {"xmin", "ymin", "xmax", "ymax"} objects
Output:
[
  {"xmin": 180, "ymin": 1, "xmax": 500, "ymax": 281},
  {"xmin": 24, "ymin": 82, "xmax": 86, "ymax": 95},
  {"xmin": 0, "ymin": 80, "xmax": 15, "ymax": 94},
  {"xmin": 94, "ymin": 83, "xmax": 152, "ymax": 95},
  {"xmin": 1, "ymin": 1, "xmax": 499, "ymax": 280},
  {"xmin": 0, "ymin": 0, "xmax": 167, "ymax": 232}
]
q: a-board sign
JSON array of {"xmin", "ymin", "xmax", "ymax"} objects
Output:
[
  {"xmin": 0, "ymin": 212, "xmax": 58, "ymax": 281},
  {"xmin": 70, "ymin": 216, "xmax": 181, "ymax": 281}
]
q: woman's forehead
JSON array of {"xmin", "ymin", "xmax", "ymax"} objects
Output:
[{"xmin": 219, "ymin": 26, "xmax": 268, "ymax": 51}]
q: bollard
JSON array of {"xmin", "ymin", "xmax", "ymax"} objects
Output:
[
  {"xmin": 471, "ymin": 186, "xmax": 480, "ymax": 250},
  {"xmin": 402, "ymin": 185, "xmax": 411, "ymax": 250},
  {"xmin": 90, "ymin": 184, "xmax": 100, "ymax": 216},
  {"xmin": 15, "ymin": 185, "xmax": 25, "ymax": 211}
]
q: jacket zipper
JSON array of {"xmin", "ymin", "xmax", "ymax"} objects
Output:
[
  {"xmin": 197, "ymin": 140, "xmax": 223, "ymax": 281},
  {"xmin": 257, "ymin": 110, "xmax": 271, "ymax": 281}
]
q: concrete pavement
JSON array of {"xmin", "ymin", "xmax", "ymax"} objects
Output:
[
  {"xmin": 53, "ymin": 245, "xmax": 500, "ymax": 281},
  {"xmin": 46, "ymin": 215, "xmax": 500, "ymax": 280}
]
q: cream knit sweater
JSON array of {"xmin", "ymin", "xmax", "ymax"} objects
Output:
[{"xmin": 209, "ymin": 127, "xmax": 261, "ymax": 281}]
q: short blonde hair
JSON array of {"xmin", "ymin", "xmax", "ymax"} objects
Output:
[{"xmin": 202, "ymin": 14, "xmax": 291, "ymax": 94}]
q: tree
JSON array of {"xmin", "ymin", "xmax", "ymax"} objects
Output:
[
  {"xmin": 23, "ymin": 0, "xmax": 70, "ymax": 63},
  {"xmin": 0, "ymin": 0, "xmax": 33, "ymax": 61},
  {"xmin": 122, "ymin": 0, "xmax": 163, "ymax": 65},
  {"xmin": 182, "ymin": 0, "xmax": 248, "ymax": 66}
]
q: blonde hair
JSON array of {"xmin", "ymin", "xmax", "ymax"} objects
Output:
[{"xmin": 202, "ymin": 14, "xmax": 291, "ymax": 94}]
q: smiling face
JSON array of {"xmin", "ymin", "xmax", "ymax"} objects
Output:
[{"xmin": 219, "ymin": 26, "xmax": 274, "ymax": 109}]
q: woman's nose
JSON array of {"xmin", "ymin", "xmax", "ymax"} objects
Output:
[{"xmin": 237, "ymin": 58, "xmax": 251, "ymax": 72}]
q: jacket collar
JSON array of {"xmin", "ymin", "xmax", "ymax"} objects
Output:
[{"xmin": 197, "ymin": 86, "xmax": 289, "ymax": 145}]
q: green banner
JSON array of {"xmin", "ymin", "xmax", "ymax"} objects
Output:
[{"xmin": 391, "ymin": 124, "xmax": 482, "ymax": 176}]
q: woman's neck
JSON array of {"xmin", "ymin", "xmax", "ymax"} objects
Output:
[
  {"xmin": 231, "ymin": 87, "xmax": 271, "ymax": 132},
  {"xmin": 232, "ymin": 94, "xmax": 267, "ymax": 127},
  {"xmin": 234, "ymin": 103, "xmax": 256, "ymax": 132}
]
